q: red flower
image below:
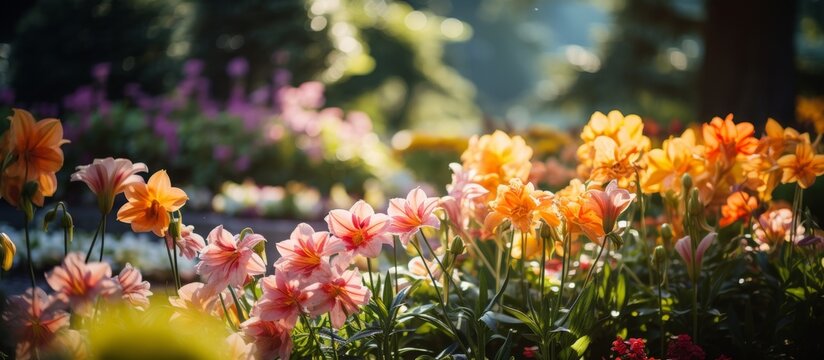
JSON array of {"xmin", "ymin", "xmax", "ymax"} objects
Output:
[{"xmin": 666, "ymin": 334, "xmax": 706, "ymax": 360}]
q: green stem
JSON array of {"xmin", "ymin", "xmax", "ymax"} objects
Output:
[
  {"xmin": 301, "ymin": 314, "xmax": 320, "ymax": 358},
  {"xmin": 411, "ymin": 239, "xmax": 468, "ymax": 354},
  {"xmin": 165, "ymin": 242, "xmax": 176, "ymax": 289},
  {"xmin": 84, "ymin": 216, "xmax": 104, "ymax": 263},
  {"xmin": 173, "ymin": 242, "xmax": 181, "ymax": 289},
  {"xmin": 564, "ymin": 237, "xmax": 608, "ymax": 316},
  {"xmin": 219, "ymin": 294, "xmax": 237, "ymax": 331},
  {"xmin": 658, "ymin": 274, "xmax": 665, "ymax": 357},
  {"xmin": 98, "ymin": 213, "xmax": 107, "ymax": 262},
  {"xmin": 23, "ymin": 214, "xmax": 35, "ymax": 292},
  {"xmin": 327, "ymin": 315, "xmax": 339, "ymax": 360},
  {"xmin": 227, "ymin": 286, "xmax": 247, "ymax": 323},
  {"xmin": 417, "ymin": 229, "xmax": 466, "ymax": 305}
]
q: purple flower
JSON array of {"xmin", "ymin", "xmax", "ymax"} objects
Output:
[
  {"xmin": 92, "ymin": 62, "xmax": 111, "ymax": 83},
  {"xmin": 183, "ymin": 59, "xmax": 205, "ymax": 77},
  {"xmin": 227, "ymin": 57, "xmax": 249, "ymax": 78},
  {"xmin": 214, "ymin": 145, "xmax": 233, "ymax": 161},
  {"xmin": 0, "ymin": 87, "xmax": 15, "ymax": 105}
]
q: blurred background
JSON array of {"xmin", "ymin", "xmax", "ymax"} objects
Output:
[{"xmin": 0, "ymin": 0, "xmax": 822, "ymax": 221}]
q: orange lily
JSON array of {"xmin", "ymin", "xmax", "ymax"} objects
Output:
[
  {"xmin": 777, "ymin": 139, "xmax": 824, "ymax": 189},
  {"xmin": 718, "ymin": 191, "xmax": 758, "ymax": 227},
  {"xmin": 117, "ymin": 170, "xmax": 188, "ymax": 236},
  {"xmin": 702, "ymin": 114, "xmax": 758, "ymax": 165}
]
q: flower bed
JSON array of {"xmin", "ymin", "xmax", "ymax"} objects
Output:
[{"xmin": 1, "ymin": 108, "xmax": 824, "ymax": 359}]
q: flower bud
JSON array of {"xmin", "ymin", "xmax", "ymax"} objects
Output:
[
  {"xmin": 62, "ymin": 211, "xmax": 74, "ymax": 245},
  {"xmin": 1, "ymin": 233, "xmax": 15, "ymax": 271},
  {"xmin": 651, "ymin": 245, "xmax": 666, "ymax": 271},
  {"xmin": 449, "ymin": 236, "xmax": 465, "ymax": 256},
  {"xmin": 660, "ymin": 223, "xmax": 673, "ymax": 242},
  {"xmin": 168, "ymin": 218, "xmax": 182, "ymax": 242},
  {"xmin": 681, "ymin": 173, "xmax": 693, "ymax": 192},
  {"xmin": 43, "ymin": 207, "xmax": 57, "ymax": 231}
]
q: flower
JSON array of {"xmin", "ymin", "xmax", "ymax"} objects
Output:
[
  {"xmin": 71, "ymin": 157, "xmax": 147, "ymax": 213},
  {"xmin": 304, "ymin": 263, "xmax": 371, "ymax": 328},
  {"xmin": 1, "ymin": 108, "xmax": 69, "ymax": 207},
  {"xmin": 666, "ymin": 334, "xmax": 705, "ymax": 360},
  {"xmin": 1, "ymin": 232, "xmax": 15, "ymax": 271},
  {"xmin": 611, "ymin": 335, "xmax": 651, "ymax": 360},
  {"xmin": 241, "ymin": 317, "xmax": 293, "ymax": 360},
  {"xmin": 777, "ymin": 139, "xmax": 824, "ymax": 188},
  {"xmin": 441, "ymin": 163, "xmax": 488, "ymax": 240},
  {"xmin": 168, "ymin": 282, "xmax": 220, "ymax": 322},
  {"xmin": 557, "ymin": 179, "xmax": 606, "ymax": 242},
  {"xmin": 483, "ymin": 179, "xmax": 543, "ymax": 233},
  {"xmin": 45, "ymin": 252, "xmax": 119, "ymax": 316},
  {"xmin": 165, "ymin": 224, "xmax": 206, "ymax": 260},
  {"xmin": 325, "ymin": 200, "xmax": 392, "ymax": 258},
  {"xmin": 702, "ymin": 114, "xmax": 758, "ymax": 165},
  {"xmin": 114, "ymin": 263, "xmax": 153, "ymax": 311},
  {"xmin": 2, "ymin": 288, "xmax": 70, "ymax": 360},
  {"xmin": 274, "ymin": 223, "xmax": 343, "ymax": 280},
  {"xmin": 117, "ymin": 170, "xmax": 188, "ymax": 237},
  {"xmin": 224, "ymin": 332, "xmax": 255, "ymax": 360},
  {"xmin": 718, "ymin": 191, "xmax": 758, "ymax": 227},
  {"xmin": 460, "ymin": 130, "xmax": 533, "ymax": 197},
  {"xmin": 254, "ymin": 272, "xmax": 310, "ymax": 328},
  {"xmin": 675, "ymin": 233, "xmax": 717, "ymax": 281},
  {"xmin": 576, "ymin": 111, "xmax": 650, "ymax": 188},
  {"xmin": 388, "ymin": 187, "xmax": 440, "ymax": 245},
  {"xmin": 197, "ymin": 225, "xmax": 266, "ymax": 292},
  {"xmin": 752, "ymin": 208, "xmax": 803, "ymax": 249},
  {"xmin": 642, "ymin": 129, "xmax": 705, "ymax": 195},
  {"xmin": 585, "ymin": 180, "xmax": 635, "ymax": 239}
]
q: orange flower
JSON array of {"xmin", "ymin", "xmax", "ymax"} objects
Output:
[
  {"xmin": 117, "ymin": 170, "xmax": 188, "ymax": 236},
  {"xmin": 718, "ymin": 191, "xmax": 758, "ymax": 227},
  {"xmin": 576, "ymin": 111, "xmax": 650, "ymax": 188},
  {"xmin": 483, "ymin": 179, "xmax": 546, "ymax": 233},
  {"xmin": 557, "ymin": 179, "xmax": 605, "ymax": 242},
  {"xmin": 702, "ymin": 114, "xmax": 758, "ymax": 165},
  {"xmin": 641, "ymin": 129, "xmax": 705, "ymax": 195},
  {"xmin": 1, "ymin": 109, "xmax": 68, "ymax": 207},
  {"xmin": 777, "ymin": 139, "xmax": 824, "ymax": 188},
  {"xmin": 585, "ymin": 136, "xmax": 640, "ymax": 189},
  {"xmin": 461, "ymin": 130, "xmax": 533, "ymax": 197}
]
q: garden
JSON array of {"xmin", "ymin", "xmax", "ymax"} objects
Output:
[{"xmin": 1, "ymin": 1, "xmax": 824, "ymax": 359}]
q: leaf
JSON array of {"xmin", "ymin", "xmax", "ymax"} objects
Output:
[
  {"xmin": 343, "ymin": 328, "xmax": 383, "ymax": 346},
  {"xmin": 484, "ymin": 263, "xmax": 513, "ymax": 313},
  {"xmin": 493, "ymin": 329, "xmax": 516, "ymax": 360},
  {"xmin": 570, "ymin": 335, "xmax": 591, "ymax": 356}
]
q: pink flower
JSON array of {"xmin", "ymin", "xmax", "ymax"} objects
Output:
[
  {"xmin": 752, "ymin": 208, "xmax": 804, "ymax": 250},
  {"xmin": 274, "ymin": 223, "xmax": 344, "ymax": 280},
  {"xmin": 325, "ymin": 200, "xmax": 392, "ymax": 258},
  {"xmin": 304, "ymin": 263, "xmax": 371, "ymax": 328},
  {"xmin": 585, "ymin": 179, "xmax": 636, "ymax": 239},
  {"xmin": 114, "ymin": 263, "xmax": 153, "ymax": 311},
  {"xmin": 45, "ymin": 252, "xmax": 118, "ymax": 316},
  {"xmin": 45, "ymin": 329, "xmax": 88, "ymax": 360},
  {"xmin": 224, "ymin": 332, "xmax": 256, "ymax": 360},
  {"xmin": 388, "ymin": 187, "xmax": 440, "ymax": 245},
  {"xmin": 70, "ymin": 157, "xmax": 147, "ymax": 213},
  {"xmin": 241, "ymin": 317, "xmax": 293, "ymax": 360},
  {"xmin": 441, "ymin": 163, "xmax": 488, "ymax": 239},
  {"xmin": 675, "ymin": 232, "xmax": 717, "ymax": 281},
  {"xmin": 168, "ymin": 282, "xmax": 220, "ymax": 322},
  {"xmin": 165, "ymin": 224, "xmax": 206, "ymax": 260},
  {"xmin": 254, "ymin": 272, "xmax": 310, "ymax": 328},
  {"xmin": 197, "ymin": 225, "xmax": 266, "ymax": 292},
  {"xmin": 2, "ymin": 288, "xmax": 70, "ymax": 360}
]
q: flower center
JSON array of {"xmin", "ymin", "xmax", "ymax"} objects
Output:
[{"xmin": 351, "ymin": 231, "xmax": 366, "ymax": 246}]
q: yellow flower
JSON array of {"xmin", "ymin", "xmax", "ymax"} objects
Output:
[
  {"xmin": 576, "ymin": 111, "xmax": 650, "ymax": 189},
  {"xmin": 1, "ymin": 232, "xmax": 15, "ymax": 271},
  {"xmin": 641, "ymin": 129, "xmax": 705, "ymax": 195},
  {"xmin": 461, "ymin": 130, "xmax": 533, "ymax": 197},
  {"xmin": 777, "ymin": 139, "xmax": 824, "ymax": 189}
]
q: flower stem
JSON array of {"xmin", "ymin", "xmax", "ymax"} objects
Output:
[
  {"xmin": 327, "ymin": 315, "xmax": 340, "ymax": 360},
  {"xmin": 84, "ymin": 216, "xmax": 104, "ymax": 263},
  {"xmin": 227, "ymin": 286, "xmax": 246, "ymax": 323},
  {"xmin": 98, "ymin": 213, "xmax": 107, "ymax": 262},
  {"xmin": 23, "ymin": 213, "xmax": 35, "ymax": 292},
  {"xmin": 417, "ymin": 229, "xmax": 466, "ymax": 305}
]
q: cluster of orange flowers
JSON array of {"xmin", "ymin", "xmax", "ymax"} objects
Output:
[
  {"xmin": 456, "ymin": 110, "xmax": 824, "ymax": 258},
  {"xmin": 0, "ymin": 109, "xmax": 188, "ymax": 238},
  {"xmin": 0, "ymin": 109, "xmax": 68, "ymax": 209}
]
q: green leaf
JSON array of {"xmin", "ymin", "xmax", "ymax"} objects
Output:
[
  {"xmin": 571, "ymin": 335, "xmax": 591, "ymax": 356},
  {"xmin": 493, "ymin": 329, "xmax": 516, "ymax": 360}
]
